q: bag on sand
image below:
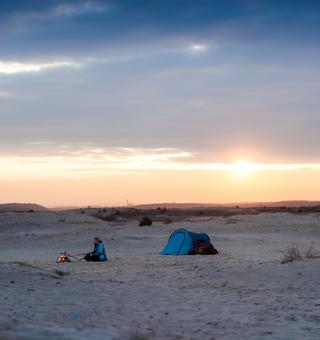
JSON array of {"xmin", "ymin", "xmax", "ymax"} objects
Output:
[{"xmin": 192, "ymin": 240, "xmax": 219, "ymax": 255}]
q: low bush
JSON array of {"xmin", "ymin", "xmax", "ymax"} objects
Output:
[
  {"xmin": 305, "ymin": 245, "xmax": 320, "ymax": 259},
  {"xmin": 139, "ymin": 216, "xmax": 152, "ymax": 226},
  {"xmin": 281, "ymin": 246, "xmax": 302, "ymax": 264},
  {"xmin": 281, "ymin": 244, "xmax": 320, "ymax": 263}
]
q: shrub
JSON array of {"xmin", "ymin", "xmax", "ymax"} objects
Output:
[
  {"xmin": 139, "ymin": 216, "xmax": 152, "ymax": 226},
  {"xmin": 281, "ymin": 244, "xmax": 320, "ymax": 263},
  {"xmin": 305, "ymin": 245, "xmax": 320, "ymax": 259},
  {"xmin": 281, "ymin": 246, "xmax": 302, "ymax": 264}
]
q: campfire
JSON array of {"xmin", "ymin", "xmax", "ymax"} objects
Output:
[{"xmin": 56, "ymin": 252, "xmax": 71, "ymax": 263}]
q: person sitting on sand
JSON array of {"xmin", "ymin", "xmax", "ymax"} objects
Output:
[{"xmin": 84, "ymin": 237, "xmax": 107, "ymax": 262}]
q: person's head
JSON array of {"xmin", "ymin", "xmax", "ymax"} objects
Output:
[{"xmin": 94, "ymin": 237, "xmax": 101, "ymax": 244}]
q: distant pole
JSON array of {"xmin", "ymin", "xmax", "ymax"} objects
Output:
[{"xmin": 126, "ymin": 199, "xmax": 134, "ymax": 207}]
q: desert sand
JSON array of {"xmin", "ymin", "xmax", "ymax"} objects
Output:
[{"xmin": 1, "ymin": 209, "xmax": 320, "ymax": 339}]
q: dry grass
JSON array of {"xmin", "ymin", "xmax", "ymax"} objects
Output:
[
  {"xmin": 281, "ymin": 246, "xmax": 303, "ymax": 264},
  {"xmin": 281, "ymin": 244, "xmax": 320, "ymax": 263},
  {"xmin": 305, "ymin": 245, "xmax": 320, "ymax": 259}
]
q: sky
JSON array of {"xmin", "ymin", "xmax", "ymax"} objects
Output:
[{"xmin": 1, "ymin": 0, "xmax": 320, "ymax": 207}]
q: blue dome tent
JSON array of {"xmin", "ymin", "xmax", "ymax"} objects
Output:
[{"xmin": 160, "ymin": 229, "xmax": 211, "ymax": 255}]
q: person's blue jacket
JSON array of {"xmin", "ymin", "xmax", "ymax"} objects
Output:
[{"xmin": 92, "ymin": 241, "xmax": 107, "ymax": 261}]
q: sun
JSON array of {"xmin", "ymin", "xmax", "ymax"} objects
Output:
[{"xmin": 232, "ymin": 160, "xmax": 254, "ymax": 177}]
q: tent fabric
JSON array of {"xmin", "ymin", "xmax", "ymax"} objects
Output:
[{"xmin": 160, "ymin": 228, "xmax": 211, "ymax": 255}]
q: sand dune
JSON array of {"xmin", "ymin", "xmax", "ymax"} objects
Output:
[{"xmin": 1, "ymin": 210, "xmax": 320, "ymax": 339}]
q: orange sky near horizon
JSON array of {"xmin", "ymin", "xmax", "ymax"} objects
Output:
[
  {"xmin": 1, "ymin": 147, "xmax": 320, "ymax": 207},
  {"xmin": 1, "ymin": 163, "xmax": 320, "ymax": 207}
]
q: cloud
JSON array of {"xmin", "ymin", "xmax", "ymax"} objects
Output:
[
  {"xmin": 0, "ymin": 147, "xmax": 191, "ymax": 179},
  {"xmin": 0, "ymin": 55, "xmax": 319, "ymax": 163},
  {"xmin": 0, "ymin": 60, "xmax": 81, "ymax": 74},
  {"xmin": 0, "ymin": 90, "xmax": 12, "ymax": 97},
  {"xmin": 189, "ymin": 44, "xmax": 209, "ymax": 53},
  {"xmin": 1, "ymin": 145, "xmax": 320, "ymax": 181},
  {"xmin": 53, "ymin": 1, "xmax": 109, "ymax": 17},
  {"xmin": 1, "ymin": 0, "xmax": 318, "ymax": 62},
  {"xmin": 0, "ymin": 1, "xmax": 319, "ymax": 164}
]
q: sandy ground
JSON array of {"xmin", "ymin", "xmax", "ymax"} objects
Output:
[{"xmin": 1, "ymin": 210, "xmax": 320, "ymax": 339}]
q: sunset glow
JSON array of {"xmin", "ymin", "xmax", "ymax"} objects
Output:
[
  {"xmin": 231, "ymin": 161, "xmax": 254, "ymax": 177},
  {"xmin": 1, "ymin": 146, "xmax": 320, "ymax": 206}
]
